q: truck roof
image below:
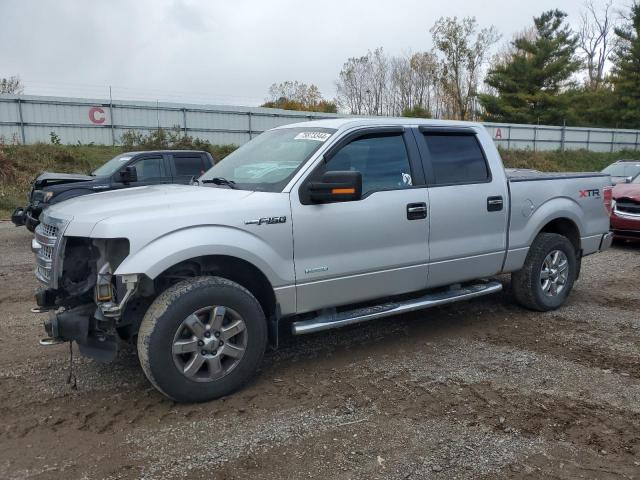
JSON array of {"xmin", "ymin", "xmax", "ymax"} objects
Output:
[
  {"xmin": 120, "ymin": 150, "xmax": 209, "ymax": 156},
  {"xmin": 277, "ymin": 117, "xmax": 484, "ymax": 131}
]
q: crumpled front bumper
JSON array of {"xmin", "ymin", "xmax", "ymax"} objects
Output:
[
  {"xmin": 11, "ymin": 205, "xmax": 42, "ymax": 231},
  {"xmin": 11, "ymin": 207, "xmax": 26, "ymax": 226}
]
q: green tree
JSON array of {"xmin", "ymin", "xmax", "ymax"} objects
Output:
[
  {"xmin": 611, "ymin": 2, "xmax": 640, "ymax": 128},
  {"xmin": 479, "ymin": 10, "xmax": 581, "ymax": 125},
  {"xmin": 401, "ymin": 105, "xmax": 431, "ymax": 118}
]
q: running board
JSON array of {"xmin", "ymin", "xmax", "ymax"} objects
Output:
[{"xmin": 291, "ymin": 280, "xmax": 503, "ymax": 335}]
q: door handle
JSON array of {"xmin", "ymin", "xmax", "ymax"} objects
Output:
[
  {"xmin": 487, "ymin": 196, "xmax": 504, "ymax": 212},
  {"xmin": 407, "ymin": 202, "xmax": 427, "ymax": 220}
]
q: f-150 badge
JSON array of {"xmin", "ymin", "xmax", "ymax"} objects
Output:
[{"xmin": 245, "ymin": 216, "xmax": 287, "ymax": 225}]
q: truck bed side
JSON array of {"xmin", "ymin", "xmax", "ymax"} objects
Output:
[{"xmin": 502, "ymin": 171, "xmax": 611, "ymax": 273}]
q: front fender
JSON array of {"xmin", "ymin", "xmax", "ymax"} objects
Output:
[{"xmin": 114, "ymin": 225, "xmax": 294, "ymax": 287}]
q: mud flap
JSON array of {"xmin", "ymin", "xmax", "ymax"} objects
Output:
[{"xmin": 78, "ymin": 334, "xmax": 118, "ymax": 363}]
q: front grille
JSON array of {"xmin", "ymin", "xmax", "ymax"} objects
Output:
[
  {"xmin": 615, "ymin": 198, "xmax": 640, "ymax": 216},
  {"xmin": 40, "ymin": 222, "xmax": 58, "ymax": 237},
  {"xmin": 33, "ymin": 216, "xmax": 66, "ymax": 286}
]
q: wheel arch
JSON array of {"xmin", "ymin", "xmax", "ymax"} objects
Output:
[
  {"xmin": 539, "ymin": 217, "xmax": 581, "ymax": 252},
  {"xmin": 154, "ymin": 254, "xmax": 278, "ymax": 322}
]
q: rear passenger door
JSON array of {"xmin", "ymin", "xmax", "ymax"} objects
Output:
[
  {"xmin": 414, "ymin": 128, "xmax": 509, "ymax": 288},
  {"xmin": 171, "ymin": 153, "xmax": 208, "ymax": 184}
]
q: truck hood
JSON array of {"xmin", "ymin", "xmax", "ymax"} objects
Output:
[
  {"xmin": 48, "ymin": 184, "xmax": 254, "ymax": 236},
  {"xmin": 612, "ymin": 183, "xmax": 640, "ymax": 202},
  {"xmin": 34, "ymin": 171, "xmax": 96, "ymax": 188}
]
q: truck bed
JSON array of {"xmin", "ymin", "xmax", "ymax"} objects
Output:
[{"xmin": 506, "ymin": 168, "xmax": 609, "ymax": 182}]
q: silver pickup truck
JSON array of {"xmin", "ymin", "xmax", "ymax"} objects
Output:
[{"xmin": 32, "ymin": 118, "xmax": 612, "ymax": 402}]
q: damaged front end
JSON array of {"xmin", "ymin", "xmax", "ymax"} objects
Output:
[{"xmin": 33, "ymin": 213, "xmax": 138, "ymax": 362}]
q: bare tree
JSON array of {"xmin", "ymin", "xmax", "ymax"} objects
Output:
[
  {"xmin": 336, "ymin": 55, "xmax": 371, "ymax": 115},
  {"xmin": 579, "ymin": 0, "xmax": 615, "ymax": 89},
  {"xmin": 431, "ymin": 16, "xmax": 500, "ymax": 120},
  {"xmin": 0, "ymin": 76, "xmax": 24, "ymax": 94}
]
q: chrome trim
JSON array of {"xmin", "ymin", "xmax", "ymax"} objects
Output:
[
  {"xmin": 32, "ymin": 213, "xmax": 70, "ymax": 287},
  {"xmin": 599, "ymin": 232, "xmax": 614, "ymax": 251},
  {"xmin": 36, "ymin": 255, "xmax": 52, "ymax": 269},
  {"xmin": 31, "ymin": 238, "xmax": 41, "ymax": 254},
  {"xmin": 34, "ymin": 229, "xmax": 56, "ymax": 246},
  {"xmin": 292, "ymin": 281, "xmax": 502, "ymax": 335},
  {"xmin": 613, "ymin": 205, "xmax": 640, "ymax": 218}
]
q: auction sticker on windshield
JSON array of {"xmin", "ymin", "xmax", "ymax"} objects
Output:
[{"xmin": 294, "ymin": 132, "xmax": 332, "ymax": 142}]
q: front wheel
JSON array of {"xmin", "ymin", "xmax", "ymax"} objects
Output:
[
  {"xmin": 511, "ymin": 233, "xmax": 577, "ymax": 312},
  {"xmin": 137, "ymin": 276, "xmax": 267, "ymax": 402}
]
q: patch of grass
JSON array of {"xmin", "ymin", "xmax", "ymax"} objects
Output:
[
  {"xmin": 499, "ymin": 148, "xmax": 640, "ymax": 172},
  {"xmin": 0, "ymin": 143, "xmax": 122, "ymax": 219}
]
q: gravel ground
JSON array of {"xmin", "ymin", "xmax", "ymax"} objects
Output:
[{"xmin": 0, "ymin": 221, "xmax": 638, "ymax": 479}]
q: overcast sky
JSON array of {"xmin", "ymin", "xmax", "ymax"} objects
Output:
[{"xmin": 0, "ymin": 0, "xmax": 627, "ymax": 106}]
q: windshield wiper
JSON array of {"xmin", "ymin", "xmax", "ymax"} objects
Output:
[{"xmin": 201, "ymin": 177, "xmax": 237, "ymax": 189}]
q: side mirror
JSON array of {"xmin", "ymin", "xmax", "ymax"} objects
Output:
[
  {"xmin": 307, "ymin": 171, "xmax": 362, "ymax": 203},
  {"xmin": 120, "ymin": 165, "xmax": 138, "ymax": 183},
  {"xmin": 625, "ymin": 176, "xmax": 633, "ymax": 184}
]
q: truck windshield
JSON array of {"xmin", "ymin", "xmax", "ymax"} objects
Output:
[
  {"xmin": 602, "ymin": 162, "xmax": 640, "ymax": 179},
  {"xmin": 200, "ymin": 127, "xmax": 336, "ymax": 192},
  {"xmin": 92, "ymin": 154, "xmax": 134, "ymax": 176}
]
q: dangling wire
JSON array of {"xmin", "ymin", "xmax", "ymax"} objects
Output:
[{"xmin": 67, "ymin": 341, "xmax": 77, "ymax": 390}]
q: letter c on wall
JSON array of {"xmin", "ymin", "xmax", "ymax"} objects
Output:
[{"xmin": 89, "ymin": 106, "xmax": 106, "ymax": 124}]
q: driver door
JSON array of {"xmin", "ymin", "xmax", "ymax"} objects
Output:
[
  {"xmin": 111, "ymin": 154, "xmax": 170, "ymax": 189},
  {"xmin": 290, "ymin": 127, "xmax": 430, "ymax": 314}
]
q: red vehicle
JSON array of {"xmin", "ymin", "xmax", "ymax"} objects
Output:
[{"xmin": 607, "ymin": 178, "xmax": 640, "ymax": 241}]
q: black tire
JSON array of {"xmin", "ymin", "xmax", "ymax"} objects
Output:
[
  {"xmin": 137, "ymin": 276, "xmax": 267, "ymax": 403},
  {"xmin": 511, "ymin": 233, "xmax": 577, "ymax": 312}
]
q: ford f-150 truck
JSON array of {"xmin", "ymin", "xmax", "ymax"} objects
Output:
[{"xmin": 31, "ymin": 118, "xmax": 613, "ymax": 402}]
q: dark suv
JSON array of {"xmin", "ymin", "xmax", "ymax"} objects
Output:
[{"xmin": 12, "ymin": 150, "xmax": 214, "ymax": 231}]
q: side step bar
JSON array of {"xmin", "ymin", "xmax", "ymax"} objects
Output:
[{"xmin": 291, "ymin": 280, "xmax": 503, "ymax": 335}]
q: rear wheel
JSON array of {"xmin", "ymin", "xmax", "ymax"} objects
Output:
[
  {"xmin": 137, "ymin": 276, "xmax": 267, "ymax": 402},
  {"xmin": 512, "ymin": 233, "xmax": 577, "ymax": 311}
]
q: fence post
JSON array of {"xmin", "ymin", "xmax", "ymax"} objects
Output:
[
  {"xmin": 17, "ymin": 98, "xmax": 26, "ymax": 144},
  {"xmin": 182, "ymin": 108, "xmax": 188, "ymax": 135},
  {"xmin": 507, "ymin": 125, "xmax": 511, "ymax": 150},
  {"xmin": 533, "ymin": 126, "xmax": 538, "ymax": 152},
  {"xmin": 635, "ymin": 131, "xmax": 639, "ymax": 151},
  {"xmin": 610, "ymin": 130, "xmax": 615, "ymax": 153},
  {"xmin": 561, "ymin": 120, "xmax": 566, "ymax": 151},
  {"xmin": 109, "ymin": 86, "xmax": 116, "ymax": 146},
  {"xmin": 109, "ymin": 104, "xmax": 116, "ymax": 146},
  {"xmin": 248, "ymin": 111, "xmax": 253, "ymax": 140},
  {"xmin": 586, "ymin": 129, "xmax": 591, "ymax": 151}
]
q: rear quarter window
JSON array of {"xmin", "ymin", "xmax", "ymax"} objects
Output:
[
  {"xmin": 174, "ymin": 155, "xmax": 205, "ymax": 176},
  {"xmin": 423, "ymin": 133, "xmax": 489, "ymax": 185}
]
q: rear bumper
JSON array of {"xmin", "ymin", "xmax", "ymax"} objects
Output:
[{"xmin": 599, "ymin": 232, "xmax": 614, "ymax": 251}]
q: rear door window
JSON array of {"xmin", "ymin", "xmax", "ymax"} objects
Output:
[
  {"xmin": 174, "ymin": 154, "xmax": 206, "ymax": 180},
  {"xmin": 422, "ymin": 133, "xmax": 489, "ymax": 185}
]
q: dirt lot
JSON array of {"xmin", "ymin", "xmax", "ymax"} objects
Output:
[{"xmin": 0, "ymin": 221, "xmax": 638, "ymax": 480}]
